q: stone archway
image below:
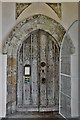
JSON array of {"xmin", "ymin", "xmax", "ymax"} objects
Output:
[{"xmin": 3, "ymin": 14, "xmax": 66, "ymax": 115}]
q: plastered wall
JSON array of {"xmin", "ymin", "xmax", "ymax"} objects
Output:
[
  {"xmin": 2, "ymin": 2, "xmax": 16, "ymax": 42},
  {"xmin": 61, "ymin": 3, "xmax": 78, "ymax": 29},
  {"xmin": 0, "ymin": 1, "xmax": 2, "ymax": 117}
]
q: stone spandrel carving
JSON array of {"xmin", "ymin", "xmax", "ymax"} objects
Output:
[
  {"xmin": 46, "ymin": 3, "xmax": 61, "ymax": 18},
  {"xmin": 16, "ymin": 3, "xmax": 31, "ymax": 19}
]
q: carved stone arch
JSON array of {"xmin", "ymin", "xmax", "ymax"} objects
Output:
[
  {"xmin": 3, "ymin": 14, "xmax": 66, "ymax": 115},
  {"xmin": 3, "ymin": 14, "xmax": 65, "ymax": 54}
]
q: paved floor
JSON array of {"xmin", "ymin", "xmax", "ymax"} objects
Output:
[
  {"xmin": 1, "ymin": 112, "xmax": 80, "ymax": 120},
  {"xmin": 7, "ymin": 111, "xmax": 64, "ymax": 119}
]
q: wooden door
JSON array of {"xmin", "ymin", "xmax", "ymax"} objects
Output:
[{"xmin": 17, "ymin": 30, "xmax": 59, "ymax": 112}]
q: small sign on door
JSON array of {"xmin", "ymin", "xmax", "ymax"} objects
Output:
[
  {"xmin": 24, "ymin": 65, "xmax": 31, "ymax": 83},
  {"xmin": 25, "ymin": 76, "xmax": 30, "ymax": 83},
  {"xmin": 24, "ymin": 65, "xmax": 31, "ymax": 76}
]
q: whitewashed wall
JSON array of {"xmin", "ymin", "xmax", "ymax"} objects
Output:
[
  {"xmin": 61, "ymin": 3, "xmax": 78, "ymax": 29},
  {"xmin": 2, "ymin": 2, "xmax": 16, "ymax": 42},
  {"xmin": 0, "ymin": 1, "xmax": 2, "ymax": 117}
]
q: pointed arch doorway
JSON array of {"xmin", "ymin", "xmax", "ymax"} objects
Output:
[
  {"xmin": 3, "ymin": 15, "xmax": 66, "ymax": 115},
  {"xmin": 17, "ymin": 29, "xmax": 59, "ymax": 112}
]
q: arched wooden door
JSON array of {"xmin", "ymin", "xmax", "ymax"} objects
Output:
[{"xmin": 17, "ymin": 29, "xmax": 59, "ymax": 112}]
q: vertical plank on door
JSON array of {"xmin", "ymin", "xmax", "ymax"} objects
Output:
[
  {"xmin": 23, "ymin": 36, "xmax": 31, "ymax": 105},
  {"xmin": 47, "ymin": 37, "xmax": 55, "ymax": 106},
  {"xmin": 31, "ymin": 32, "xmax": 38, "ymax": 107},
  {"xmin": 39, "ymin": 30, "xmax": 47, "ymax": 107}
]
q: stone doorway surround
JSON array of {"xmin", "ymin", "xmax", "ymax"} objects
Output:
[{"xmin": 3, "ymin": 14, "xmax": 66, "ymax": 115}]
